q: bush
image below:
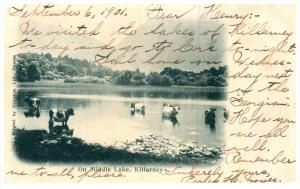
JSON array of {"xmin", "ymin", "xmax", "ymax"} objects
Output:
[
  {"xmin": 64, "ymin": 76, "xmax": 106, "ymax": 84},
  {"xmin": 159, "ymin": 75, "xmax": 174, "ymax": 86},
  {"xmin": 114, "ymin": 71, "xmax": 133, "ymax": 85},
  {"xmin": 41, "ymin": 75, "xmax": 55, "ymax": 80},
  {"xmin": 146, "ymin": 72, "xmax": 173, "ymax": 86},
  {"xmin": 64, "ymin": 78, "xmax": 77, "ymax": 83},
  {"xmin": 15, "ymin": 58, "xmax": 41, "ymax": 82},
  {"xmin": 41, "ymin": 71, "xmax": 61, "ymax": 80}
]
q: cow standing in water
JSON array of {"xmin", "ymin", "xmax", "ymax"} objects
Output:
[
  {"xmin": 48, "ymin": 108, "xmax": 74, "ymax": 133},
  {"xmin": 162, "ymin": 103, "xmax": 180, "ymax": 126},
  {"xmin": 130, "ymin": 102, "xmax": 145, "ymax": 115},
  {"xmin": 223, "ymin": 108, "xmax": 229, "ymax": 122},
  {"xmin": 24, "ymin": 97, "xmax": 40, "ymax": 118},
  {"xmin": 205, "ymin": 108, "xmax": 216, "ymax": 130}
]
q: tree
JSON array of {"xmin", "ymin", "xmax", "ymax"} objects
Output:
[
  {"xmin": 16, "ymin": 63, "xmax": 28, "ymax": 82},
  {"xmin": 14, "ymin": 52, "xmax": 228, "ymax": 86},
  {"xmin": 160, "ymin": 75, "xmax": 173, "ymax": 86},
  {"xmin": 160, "ymin": 67, "xmax": 183, "ymax": 78},
  {"xmin": 146, "ymin": 72, "xmax": 173, "ymax": 86},
  {"xmin": 27, "ymin": 62, "xmax": 41, "ymax": 82},
  {"xmin": 131, "ymin": 69, "xmax": 146, "ymax": 85},
  {"xmin": 218, "ymin": 65, "xmax": 228, "ymax": 77},
  {"xmin": 57, "ymin": 63, "xmax": 79, "ymax": 76},
  {"xmin": 207, "ymin": 76, "xmax": 226, "ymax": 86},
  {"xmin": 44, "ymin": 53, "xmax": 53, "ymax": 61},
  {"xmin": 114, "ymin": 70, "xmax": 133, "ymax": 85},
  {"xmin": 112, "ymin": 70, "xmax": 121, "ymax": 79},
  {"xmin": 196, "ymin": 72, "xmax": 209, "ymax": 86},
  {"xmin": 208, "ymin": 67, "xmax": 219, "ymax": 76},
  {"xmin": 146, "ymin": 72, "xmax": 161, "ymax": 86},
  {"xmin": 177, "ymin": 76, "xmax": 191, "ymax": 86}
]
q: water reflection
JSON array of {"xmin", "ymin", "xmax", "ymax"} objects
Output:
[
  {"xmin": 162, "ymin": 117, "xmax": 179, "ymax": 127},
  {"xmin": 118, "ymin": 90, "xmax": 226, "ymax": 100},
  {"xmin": 17, "ymin": 86, "xmax": 226, "ymax": 100},
  {"xmin": 23, "ymin": 109, "xmax": 40, "ymax": 118},
  {"xmin": 17, "ymin": 90, "xmax": 93, "ymax": 110}
]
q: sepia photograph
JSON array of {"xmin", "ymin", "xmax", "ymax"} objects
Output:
[{"xmin": 13, "ymin": 50, "xmax": 227, "ymax": 164}]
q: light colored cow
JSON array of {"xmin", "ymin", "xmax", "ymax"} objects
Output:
[
  {"xmin": 162, "ymin": 103, "xmax": 180, "ymax": 118},
  {"xmin": 49, "ymin": 108, "xmax": 74, "ymax": 129},
  {"xmin": 24, "ymin": 97, "xmax": 40, "ymax": 118}
]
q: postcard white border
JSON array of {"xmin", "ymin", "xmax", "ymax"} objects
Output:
[{"xmin": 0, "ymin": 0, "xmax": 299, "ymax": 189}]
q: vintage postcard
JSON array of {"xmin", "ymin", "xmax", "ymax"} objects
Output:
[{"xmin": 2, "ymin": 2, "xmax": 296, "ymax": 184}]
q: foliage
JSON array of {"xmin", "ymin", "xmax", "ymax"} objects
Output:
[
  {"xmin": 14, "ymin": 53, "xmax": 227, "ymax": 87},
  {"xmin": 161, "ymin": 66, "xmax": 227, "ymax": 87},
  {"xmin": 146, "ymin": 72, "xmax": 173, "ymax": 86},
  {"xmin": 113, "ymin": 70, "xmax": 133, "ymax": 85},
  {"xmin": 64, "ymin": 76, "xmax": 106, "ymax": 84},
  {"xmin": 15, "ymin": 55, "xmax": 41, "ymax": 82}
]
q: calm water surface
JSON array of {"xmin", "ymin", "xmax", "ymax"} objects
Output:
[{"xmin": 16, "ymin": 86, "xmax": 226, "ymax": 146}]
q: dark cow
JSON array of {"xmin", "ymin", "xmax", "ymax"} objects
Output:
[
  {"xmin": 205, "ymin": 108, "xmax": 216, "ymax": 130},
  {"xmin": 223, "ymin": 108, "xmax": 229, "ymax": 122},
  {"xmin": 130, "ymin": 102, "xmax": 145, "ymax": 115},
  {"xmin": 24, "ymin": 97, "xmax": 40, "ymax": 118},
  {"xmin": 48, "ymin": 108, "xmax": 74, "ymax": 133}
]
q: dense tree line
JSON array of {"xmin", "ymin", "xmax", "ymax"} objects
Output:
[{"xmin": 15, "ymin": 53, "xmax": 227, "ymax": 87}]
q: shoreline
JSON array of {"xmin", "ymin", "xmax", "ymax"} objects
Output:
[
  {"xmin": 13, "ymin": 128, "xmax": 224, "ymax": 165},
  {"xmin": 17, "ymin": 80, "xmax": 227, "ymax": 93}
]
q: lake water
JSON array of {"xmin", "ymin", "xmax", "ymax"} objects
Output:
[{"xmin": 16, "ymin": 85, "xmax": 226, "ymax": 146}]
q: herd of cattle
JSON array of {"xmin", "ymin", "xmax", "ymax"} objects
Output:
[{"xmin": 23, "ymin": 97, "xmax": 228, "ymax": 134}]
